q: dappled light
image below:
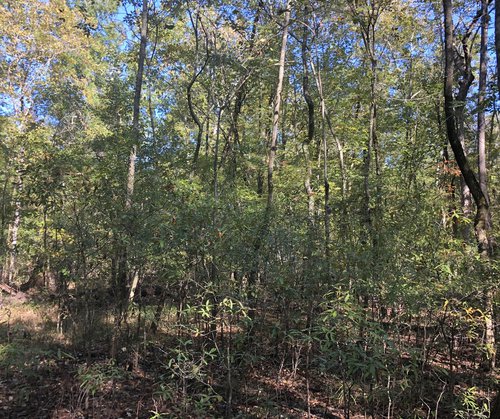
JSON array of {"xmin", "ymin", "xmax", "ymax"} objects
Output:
[{"xmin": 0, "ymin": 0, "xmax": 499, "ymax": 417}]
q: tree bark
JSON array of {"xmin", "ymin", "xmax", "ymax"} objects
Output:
[
  {"xmin": 443, "ymin": 0, "xmax": 493, "ymax": 258},
  {"xmin": 126, "ymin": 2, "xmax": 148, "ymax": 234},
  {"xmin": 350, "ymin": 0, "xmax": 381, "ymax": 237},
  {"xmin": 496, "ymin": 0, "xmax": 500, "ymax": 98},
  {"xmin": 3, "ymin": 148, "xmax": 24, "ymax": 285},
  {"xmin": 477, "ymin": 0, "xmax": 489, "ymax": 204},
  {"xmin": 320, "ymin": 81, "xmax": 331, "ymax": 259},
  {"xmin": 126, "ymin": 0, "xmax": 148, "ymax": 208},
  {"xmin": 246, "ymin": 2, "xmax": 290, "ymax": 332},
  {"xmin": 112, "ymin": 0, "xmax": 148, "ymax": 360},
  {"xmin": 443, "ymin": 0, "xmax": 496, "ymax": 380},
  {"xmin": 301, "ymin": 6, "xmax": 315, "ymax": 224},
  {"xmin": 186, "ymin": 9, "xmax": 208, "ymax": 169},
  {"xmin": 0, "ymin": 173, "xmax": 9, "ymax": 257},
  {"xmin": 310, "ymin": 58, "xmax": 347, "ymax": 257},
  {"xmin": 267, "ymin": 0, "xmax": 290, "ymax": 209}
]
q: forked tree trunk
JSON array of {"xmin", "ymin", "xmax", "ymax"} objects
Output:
[
  {"xmin": 443, "ymin": 0, "xmax": 495, "ymax": 379},
  {"xmin": 443, "ymin": 0, "xmax": 494, "ymax": 257}
]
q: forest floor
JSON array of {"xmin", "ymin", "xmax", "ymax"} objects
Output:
[
  {"xmin": 0, "ymin": 293, "xmax": 346, "ymax": 418},
  {"xmin": 0, "ymin": 292, "xmax": 497, "ymax": 418}
]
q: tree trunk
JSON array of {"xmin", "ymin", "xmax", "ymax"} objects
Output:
[
  {"xmin": 443, "ymin": 0, "xmax": 493, "ymax": 258},
  {"xmin": 186, "ymin": 9, "xmax": 208, "ymax": 169},
  {"xmin": 477, "ymin": 0, "xmax": 489, "ymax": 206},
  {"xmin": 267, "ymin": 0, "xmax": 290, "ymax": 209},
  {"xmin": 149, "ymin": 290, "xmax": 167, "ymax": 335},
  {"xmin": 443, "ymin": 0, "xmax": 495, "ymax": 380},
  {"xmin": 247, "ymin": 2, "xmax": 290, "ymax": 332},
  {"xmin": 350, "ymin": 0, "xmax": 381, "ymax": 239},
  {"xmin": 128, "ymin": 270, "xmax": 140, "ymax": 304},
  {"xmin": 457, "ymin": 107, "xmax": 473, "ymax": 239},
  {"xmin": 3, "ymin": 148, "xmax": 24, "ymax": 285},
  {"xmin": 476, "ymin": 10, "xmax": 496, "ymax": 374},
  {"xmin": 496, "ymin": 0, "xmax": 500, "ymax": 98},
  {"xmin": 112, "ymin": 0, "xmax": 148, "ymax": 360},
  {"xmin": 301, "ymin": 7, "xmax": 315, "ymax": 224},
  {"xmin": 310, "ymin": 58, "xmax": 347, "ymax": 257},
  {"xmin": 0, "ymin": 173, "xmax": 9, "ymax": 257},
  {"xmin": 126, "ymin": 0, "xmax": 148, "ymax": 208}
]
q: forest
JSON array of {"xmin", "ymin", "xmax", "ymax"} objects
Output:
[{"xmin": 0, "ymin": 0, "xmax": 498, "ymax": 417}]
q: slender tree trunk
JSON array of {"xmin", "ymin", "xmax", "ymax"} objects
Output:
[
  {"xmin": 350, "ymin": 2, "xmax": 382, "ymax": 319},
  {"xmin": 477, "ymin": 0, "xmax": 496, "ymax": 370},
  {"xmin": 126, "ymin": 0, "xmax": 148, "ymax": 208},
  {"xmin": 0, "ymin": 173, "xmax": 9, "ymax": 257},
  {"xmin": 146, "ymin": 18, "xmax": 159, "ymax": 154},
  {"xmin": 4, "ymin": 195, "xmax": 21, "ymax": 285},
  {"xmin": 128, "ymin": 270, "xmax": 140, "ymax": 303},
  {"xmin": 496, "ymin": 0, "xmax": 500, "ymax": 98},
  {"xmin": 247, "ymin": 2, "xmax": 290, "ymax": 331},
  {"xmin": 477, "ymin": 0, "xmax": 489, "ymax": 204},
  {"xmin": 186, "ymin": 9, "xmax": 208, "ymax": 169},
  {"xmin": 226, "ymin": 90, "xmax": 244, "ymax": 179},
  {"xmin": 213, "ymin": 107, "xmax": 222, "ymax": 203},
  {"xmin": 350, "ymin": 1, "xmax": 381, "ymax": 237},
  {"xmin": 453, "ymin": 3, "xmax": 477, "ymax": 239},
  {"xmin": 458, "ymin": 116, "xmax": 473, "ymax": 239},
  {"xmin": 149, "ymin": 290, "xmax": 167, "ymax": 334},
  {"xmin": 3, "ymin": 148, "xmax": 24, "ymax": 285},
  {"xmin": 267, "ymin": 0, "xmax": 290, "ymax": 209},
  {"xmin": 301, "ymin": 7, "xmax": 315, "ymax": 224},
  {"xmin": 147, "ymin": 85, "xmax": 156, "ymax": 148},
  {"xmin": 112, "ymin": 0, "xmax": 148, "ymax": 359},
  {"xmin": 492, "ymin": 390, "xmax": 500, "ymax": 419},
  {"xmin": 123, "ymin": 0, "xmax": 148, "ymax": 299},
  {"xmin": 369, "ymin": 55, "xmax": 380, "ymax": 217},
  {"xmin": 477, "ymin": 0, "xmax": 495, "ymax": 372},
  {"xmin": 321, "ymin": 90, "xmax": 330, "ymax": 259},
  {"xmin": 208, "ymin": 106, "xmax": 223, "ymax": 343},
  {"xmin": 437, "ymin": 100, "xmax": 459, "ymax": 235},
  {"xmin": 310, "ymin": 58, "xmax": 347, "ymax": 257}
]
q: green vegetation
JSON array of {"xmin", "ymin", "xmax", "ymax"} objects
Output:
[{"xmin": 0, "ymin": 0, "xmax": 498, "ymax": 417}]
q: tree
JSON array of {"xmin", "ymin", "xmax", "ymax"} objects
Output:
[
  {"xmin": 111, "ymin": 0, "xmax": 149, "ymax": 359},
  {"xmin": 1, "ymin": 0, "xmax": 500, "ymax": 416},
  {"xmin": 496, "ymin": 0, "xmax": 500, "ymax": 97},
  {"xmin": 267, "ymin": 0, "xmax": 291, "ymax": 209},
  {"xmin": 443, "ymin": 0, "xmax": 494, "ymax": 259},
  {"xmin": 0, "ymin": 0, "xmax": 101, "ymax": 285},
  {"xmin": 442, "ymin": 0, "xmax": 496, "ymax": 376}
]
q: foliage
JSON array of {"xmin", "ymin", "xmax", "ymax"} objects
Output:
[{"xmin": 0, "ymin": 0, "xmax": 498, "ymax": 417}]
